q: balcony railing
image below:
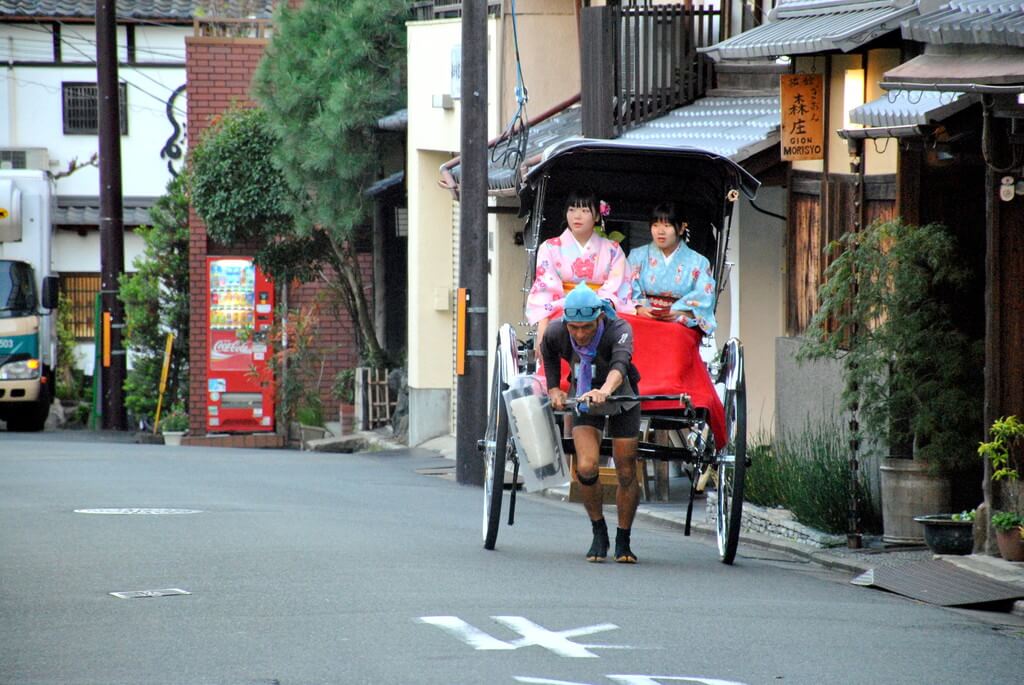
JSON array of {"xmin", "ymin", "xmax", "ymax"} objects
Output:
[
  {"xmin": 409, "ymin": 1, "xmax": 502, "ymax": 21},
  {"xmin": 581, "ymin": 2, "xmax": 729, "ymax": 138}
]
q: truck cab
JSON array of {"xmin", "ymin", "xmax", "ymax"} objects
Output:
[{"xmin": 0, "ymin": 170, "xmax": 58, "ymax": 431}]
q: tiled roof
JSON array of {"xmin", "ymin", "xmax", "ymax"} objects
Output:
[
  {"xmin": 619, "ymin": 96, "xmax": 781, "ymax": 161},
  {"xmin": 449, "ymin": 96, "xmax": 779, "ymax": 194},
  {"xmin": 702, "ymin": 0, "xmax": 919, "ymax": 61},
  {"xmin": 848, "ymin": 90, "xmax": 976, "ymax": 127},
  {"xmin": 54, "ymin": 196, "xmax": 155, "ymax": 226},
  {"xmin": 902, "ymin": 1, "xmax": 1024, "ymax": 47},
  {"xmin": 0, "ymin": 1, "xmax": 275, "ymax": 20}
]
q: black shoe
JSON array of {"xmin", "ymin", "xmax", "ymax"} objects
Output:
[
  {"xmin": 586, "ymin": 518, "xmax": 609, "ymax": 562},
  {"xmin": 615, "ymin": 528, "xmax": 637, "ymax": 564}
]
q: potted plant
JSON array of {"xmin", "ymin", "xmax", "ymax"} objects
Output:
[
  {"xmin": 914, "ymin": 509, "xmax": 975, "ymax": 555},
  {"xmin": 799, "ymin": 219, "xmax": 984, "ymax": 543},
  {"xmin": 160, "ymin": 408, "xmax": 189, "ymax": 446},
  {"xmin": 990, "ymin": 512, "xmax": 1024, "ymax": 561},
  {"xmin": 979, "ymin": 415, "xmax": 1023, "ymax": 560}
]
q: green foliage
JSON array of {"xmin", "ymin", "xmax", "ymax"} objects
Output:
[
  {"xmin": 160, "ymin": 405, "xmax": 190, "ymax": 433},
  {"xmin": 991, "ymin": 511, "xmax": 1024, "ymax": 532},
  {"xmin": 978, "ymin": 415, "xmax": 1023, "ymax": 482},
  {"xmin": 54, "ymin": 291, "xmax": 82, "ymax": 400},
  {"xmin": 120, "ymin": 173, "xmax": 190, "ymax": 421},
  {"xmin": 798, "ymin": 219, "xmax": 984, "ymax": 474},
  {"xmin": 252, "ymin": 0, "xmax": 408, "ymax": 367},
  {"xmin": 333, "ymin": 368, "xmax": 355, "ymax": 404},
  {"xmin": 745, "ymin": 421, "xmax": 880, "ymax": 535},
  {"xmin": 951, "ymin": 509, "xmax": 976, "ymax": 522}
]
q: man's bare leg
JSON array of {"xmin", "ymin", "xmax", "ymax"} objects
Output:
[
  {"xmin": 573, "ymin": 426, "xmax": 608, "ymax": 561},
  {"xmin": 612, "ymin": 437, "xmax": 640, "ymax": 563}
]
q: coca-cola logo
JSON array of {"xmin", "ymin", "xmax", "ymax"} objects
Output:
[{"xmin": 211, "ymin": 339, "xmax": 253, "ymax": 359}]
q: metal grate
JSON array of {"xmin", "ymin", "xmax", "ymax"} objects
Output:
[
  {"xmin": 0, "ymin": 150, "xmax": 26, "ymax": 170},
  {"xmin": 62, "ymin": 82, "xmax": 128, "ymax": 135},
  {"xmin": 60, "ymin": 273, "xmax": 101, "ymax": 340},
  {"xmin": 852, "ymin": 559, "xmax": 1024, "ymax": 607}
]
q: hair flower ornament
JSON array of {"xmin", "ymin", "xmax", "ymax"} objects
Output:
[{"xmin": 599, "ymin": 200, "xmax": 612, "ymax": 217}]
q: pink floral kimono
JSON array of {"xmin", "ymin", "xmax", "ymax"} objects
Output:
[{"xmin": 525, "ymin": 229, "xmax": 634, "ymax": 325}]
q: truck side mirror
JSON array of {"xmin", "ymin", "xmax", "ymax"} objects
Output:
[{"xmin": 41, "ymin": 276, "xmax": 59, "ymax": 310}]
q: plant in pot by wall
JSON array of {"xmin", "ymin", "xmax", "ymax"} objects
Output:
[
  {"xmin": 914, "ymin": 509, "xmax": 975, "ymax": 555},
  {"xmin": 161, "ymin": 407, "xmax": 189, "ymax": 446},
  {"xmin": 979, "ymin": 415, "xmax": 1024, "ymax": 560},
  {"xmin": 799, "ymin": 219, "xmax": 984, "ymax": 543}
]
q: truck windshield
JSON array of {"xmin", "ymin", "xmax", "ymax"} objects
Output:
[{"xmin": 0, "ymin": 261, "xmax": 39, "ymax": 318}]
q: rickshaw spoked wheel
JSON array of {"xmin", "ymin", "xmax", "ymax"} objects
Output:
[
  {"xmin": 483, "ymin": 337, "xmax": 513, "ymax": 550},
  {"xmin": 716, "ymin": 339, "xmax": 747, "ymax": 565}
]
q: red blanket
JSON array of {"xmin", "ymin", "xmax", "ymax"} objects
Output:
[
  {"xmin": 536, "ymin": 313, "xmax": 726, "ymax": 448},
  {"xmin": 621, "ymin": 313, "xmax": 726, "ymax": 448}
]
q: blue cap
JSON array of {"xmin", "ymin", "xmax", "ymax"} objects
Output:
[{"xmin": 563, "ymin": 286, "xmax": 617, "ymax": 322}]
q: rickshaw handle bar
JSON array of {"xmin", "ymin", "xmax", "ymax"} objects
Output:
[{"xmin": 565, "ymin": 393, "xmax": 692, "ymax": 407}]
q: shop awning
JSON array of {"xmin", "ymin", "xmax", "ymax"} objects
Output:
[
  {"xmin": 848, "ymin": 89, "xmax": 977, "ymax": 127},
  {"xmin": 701, "ymin": 0, "xmax": 918, "ymax": 62},
  {"xmin": 902, "ymin": 0, "xmax": 1024, "ymax": 48},
  {"xmin": 883, "ymin": 51, "xmax": 1024, "ymax": 89}
]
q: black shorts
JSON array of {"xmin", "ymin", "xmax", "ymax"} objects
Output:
[{"xmin": 572, "ymin": 402, "xmax": 641, "ymax": 438}]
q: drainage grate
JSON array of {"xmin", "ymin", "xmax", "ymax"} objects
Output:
[
  {"xmin": 75, "ymin": 508, "xmax": 202, "ymax": 515},
  {"xmin": 852, "ymin": 559, "xmax": 1024, "ymax": 607},
  {"xmin": 110, "ymin": 588, "xmax": 191, "ymax": 599}
]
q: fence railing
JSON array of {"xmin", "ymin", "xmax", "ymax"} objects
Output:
[
  {"xmin": 581, "ymin": 2, "xmax": 726, "ymax": 138},
  {"xmin": 409, "ymin": 1, "xmax": 502, "ymax": 21}
]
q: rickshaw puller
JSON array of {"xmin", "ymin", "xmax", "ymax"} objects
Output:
[{"xmin": 541, "ymin": 286, "xmax": 641, "ymax": 563}]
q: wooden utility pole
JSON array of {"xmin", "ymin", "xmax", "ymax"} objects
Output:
[
  {"xmin": 456, "ymin": 0, "xmax": 489, "ymax": 486},
  {"xmin": 96, "ymin": 0, "xmax": 127, "ymax": 430}
]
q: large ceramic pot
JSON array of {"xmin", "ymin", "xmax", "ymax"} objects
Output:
[
  {"xmin": 994, "ymin": 526, "xmax": 1024, "ymax": 562},
  {"xmin": 880, "ymin": 458, "xmax": 951, "ymax": 544},
  {"xmin": 913, "ymin": 515, "xmax": 974, "ymax": 555}
]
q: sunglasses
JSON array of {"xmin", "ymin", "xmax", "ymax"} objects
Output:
[{"xmin": 565, "ymin": 306, "xmax": 601, "ymax": 319}]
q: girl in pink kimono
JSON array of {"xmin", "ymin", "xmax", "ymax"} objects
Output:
[{"xmin": 525, "ymin": 189, "xmax": 633, "ymax": 350}]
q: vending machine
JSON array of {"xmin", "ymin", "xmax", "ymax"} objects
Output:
[{"xmin": 205, "ymin": 256, "xmax": 275, "ymax": 433}]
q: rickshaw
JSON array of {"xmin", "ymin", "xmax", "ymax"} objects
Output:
[{"xmin": 480, "ymin": 140, "xmax": 759, "ymax": 564}]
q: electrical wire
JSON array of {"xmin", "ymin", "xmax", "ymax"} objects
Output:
[{"xmin": 490, "ymin": 0, "xmax": 529, "ymax": 185}]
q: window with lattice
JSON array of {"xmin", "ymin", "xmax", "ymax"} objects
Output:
[
  {"xmin": 60, "ymin": 273, "xmax": 101, "ymax": 340},
  {"xmin": 62, "ymin": 82, "xmax": 128, "ymax": 135}
]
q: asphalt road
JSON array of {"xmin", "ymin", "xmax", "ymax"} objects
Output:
[{"xmin": 1, "ymin": 433, "xmax": 1021, "ymax": 685}]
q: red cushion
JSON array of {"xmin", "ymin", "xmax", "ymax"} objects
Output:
[{"xmin": 622, "ymin": 313, "xmax": 727, "ymax": 448}]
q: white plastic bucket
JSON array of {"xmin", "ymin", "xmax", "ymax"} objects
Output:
[{"xmin": 502, "ymin": 374, "xmax": 569, "ymax": 492}]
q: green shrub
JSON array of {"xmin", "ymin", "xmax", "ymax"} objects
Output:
[
  {"xmin": 160, "ymin": 407, "xmax": 189, "ymax": 433},
  {"xmin": 991, "ymin": 511, "xmax": 1024, "ymax": 532},
  {"xmin": 746, "ymin": 419, "xmax": 880, "ymax": 535},
  {"xmin": 54, "ymin": 292, "xmax": 82, "ymax": 400}
]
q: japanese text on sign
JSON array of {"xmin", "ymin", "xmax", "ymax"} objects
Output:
[{"xmin": 780, "ymin": 73, "xmax": 824, "ymax": 161}]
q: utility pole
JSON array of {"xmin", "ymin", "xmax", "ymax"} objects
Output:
[
  {"xmin": 456, "ymin": 0, "xmax": 488, "ymax": 486},
  {"xmin": 96, "ymin": 0, "xmax": 127, "ymax": 430}
]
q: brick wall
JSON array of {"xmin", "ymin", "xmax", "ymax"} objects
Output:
[{"xmin": 185, "ymin": 37, "xmax": 371, "ymax": 436}]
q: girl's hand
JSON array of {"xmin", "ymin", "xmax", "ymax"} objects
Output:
[{"xmin": 636, "ymin": 306, "xmax": 655, "ymax": 319}]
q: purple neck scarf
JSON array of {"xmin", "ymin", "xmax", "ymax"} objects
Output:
[{"xmin": 570, "ymin": 319, "xmax": 605, "ymax": 395}]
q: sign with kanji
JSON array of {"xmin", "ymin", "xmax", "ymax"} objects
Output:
[{"xmin": 780, "ymin": 73, "xmax": 824, "ymax": 161}]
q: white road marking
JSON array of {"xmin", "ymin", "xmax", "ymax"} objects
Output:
[
  {"xmin": 418, "ymin": 615, "xmax": 626, "ymax": 657},
  {"xmin": 514, "ymin": 677, "xmax": 749, "ymax": 685},
  {"xmin": 417, "ymin": 616, "xmax": 516, "ymax": 650}
]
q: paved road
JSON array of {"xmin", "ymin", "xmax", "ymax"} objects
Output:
[{"xmin": 1, "ymin": 433, "xmax": 1021, "ymax": 685}]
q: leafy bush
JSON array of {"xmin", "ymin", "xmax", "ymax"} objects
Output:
[
  {"xmin": 798, "ymin": 219, "xmax": 983, "ymax": 474},
  {"xmin": 54, "ymin": 291, "xmax": 82, "ymax": 400},
  {"xmin": 120, "ymin": 174, "xmax": 190, "ymax": 421},
  {"xmin": 745, "ymin": 420, "xmax": 880, "ymax": 535},
  {"xmin": 160, "ymin": 406, "xmax": 189, "ymax": 433},
  {"xmin": 991, "ymin": 511, "xmax": 1024, "ymax": 532}
]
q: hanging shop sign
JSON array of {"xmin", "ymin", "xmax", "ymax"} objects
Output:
[{"xmin": 780, "ymin": 73, "xmax": 825, "ymax": 161}]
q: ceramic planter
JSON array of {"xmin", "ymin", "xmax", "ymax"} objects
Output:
[
  {"xmin": 994, "ymin": 526, "xmax": 1024, "ymax": 562},
  {"xmin": 162, "ymin": 431, "xmax": 186, "ymax": 447},
  {"xmin": 913, "ymin": 514, "xmax": 974, "ymax": 555}
]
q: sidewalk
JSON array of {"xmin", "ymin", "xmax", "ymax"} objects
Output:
[{"xmin": 415, "ymin": 433, "xmax": 1024, "ymax": 613}]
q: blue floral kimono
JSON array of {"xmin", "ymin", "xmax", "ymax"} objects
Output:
[{"xmin": 627, "ymin": 242, "xmax": 717, "ymax": 335}]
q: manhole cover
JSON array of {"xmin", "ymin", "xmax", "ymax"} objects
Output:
[
  {"xmin": 75, "ymin": 508, "xmax": 202, "ymax": 515},
  {"xmin": 110, "ymin": 588, "xmax": 191, "ymax": 599}
]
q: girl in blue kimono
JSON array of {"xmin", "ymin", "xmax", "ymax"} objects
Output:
[{"xmin": 627, "ymin": 202, "xmax": 717, "ymax": 335}]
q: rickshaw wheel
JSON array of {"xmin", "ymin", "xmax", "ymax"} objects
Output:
[
  {"xmin": 716, "ymin": 339, "xmax": 747, "ymax": 565},
  {"xmin": 483, "ymin": 336, "xmax": 513, "ymax": 550}
]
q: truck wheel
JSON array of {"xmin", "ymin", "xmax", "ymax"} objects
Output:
[{"xmin": 9, "ymin": 393, "xmax": 51, "ymax": 432}]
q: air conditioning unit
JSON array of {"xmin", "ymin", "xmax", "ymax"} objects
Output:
[{"xmin": 0, "ymin": 148, "xmax": 49, "ymax": 171}]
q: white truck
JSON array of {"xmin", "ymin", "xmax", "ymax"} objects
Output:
[{"xmin": 0, "ymin": 170, "xmax": 58, "ymax": 431}]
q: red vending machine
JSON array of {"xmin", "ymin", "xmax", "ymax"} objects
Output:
[{"xmin": 205, "ymin": 256, "xmax": 275, "ymax": 433}]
